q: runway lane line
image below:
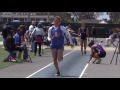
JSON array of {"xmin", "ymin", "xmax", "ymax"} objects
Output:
[
  {"xmin": 26, "ymin": 50, "xmax": 76, "ymax": 78},
  {"xmin": 79, "ymin": 63, "xmax": 89, "ymax": 78}
]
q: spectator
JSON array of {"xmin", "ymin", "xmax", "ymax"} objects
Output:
[
  {"xmin": 4, "ymin": 30, "xmax": 23, "ymax": 62},
  {"xmin": 29, "ymin": 21, "xmax": 36, "ymax": 52},
  {"xmin": 91, "ymin": 26, "xmax": 97, "ymax": 40},
  {"xmin": 17, "ymin": 25, "xmax": 26, "ymax": 42},
  {"xmin": 13, "ymin": 28, "xmax": 23, "ymax": 62},
  {"xmin": 1, "ymin": 22, "xmax": 13, "ymax": 48},
  {"xmin": 31, "ymin": 23, "xmax": 45, "ymax": 56},
  {"xmin": 3, "ymin": 30, "xmax": 16, "ymax": 62},
  {"xmin": 105, "ymin": 29, "xmax": 117, "ymax": 47}
]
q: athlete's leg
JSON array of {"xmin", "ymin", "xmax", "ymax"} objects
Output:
[
  {"xmin": 34, "ymin": 42, "xmax": 37, "ymax": 56},
  {"xmin": 57, "ymin": 49, "xmax": 64, "ymax": 62},
  {"xmin": 89, "ymin": 52, "xmax": 97, "ymax": 63},
  {"xmin": 38, "ymin": 43, "xmax": 42, "ymax": 56},
  {"xmin": 80, "ymin": 39, "xmax": 84, "ymax": 55},
  {"xmin": 52, "ymin": 49, "xmax": 60, "ymax": 75},
  {"xmin": 92, "ymin": 53, "xmax": 101, "ymax": 64},
  {"xmin": 83, "ymin": 39, "xmax": 87, "ymax": 54}
]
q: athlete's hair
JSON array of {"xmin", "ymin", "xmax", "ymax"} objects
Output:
[
  {"xmin": 88, "ymin": 40, "xmax": 94, "ymax": 47},
  {"xmin": 53, "ymin": 16, "xmax": 61, "ymax": 21}
]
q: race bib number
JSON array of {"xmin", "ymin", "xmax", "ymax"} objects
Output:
[
  {"xmin": 55, "ymin": 32, "xmax": 58, "ymax": 37},
  {"xmin": 54, "ymin": 32, "xmax": 60, "ymax": 37}
]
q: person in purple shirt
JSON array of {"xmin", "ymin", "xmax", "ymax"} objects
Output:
[
  {"xmin": 13, "ymin": 30, "xmax": 22, "ymax": 46},
  {"xmin": 13, "ymin": 29, "xmax": 23, "ymax": 62},
  {"xmin": 47, "ymin": 16, "xmax": 74, "ymax": 76},
  {"xmin": 88, "ymin": 40, "xmax": 106, "ymax": 64}
]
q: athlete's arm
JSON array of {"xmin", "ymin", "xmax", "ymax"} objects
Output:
[
  {"xmin": 47, "ymin": 27, "xmax": 52, "ymax": 41},
  {"xmin": 31, "ymin": 28, "xmax": 36, "ymax": 38},
  {"xmin": 88, "ymin": 45, "xmax": 96, "ymax": 63},
  {"xmin": 61, "ymin": 26, "xmax": 73, "ymax": 45}
]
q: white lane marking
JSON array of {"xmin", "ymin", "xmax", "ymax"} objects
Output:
[
  {"xmin": 79, "ymin": 63, "xmax": 89, "ymax": 78},
  {"xmin": 26, "ymin": 50, "xmax": 76, "ymax": 78}
]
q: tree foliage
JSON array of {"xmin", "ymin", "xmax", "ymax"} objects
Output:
[
  {"xmin": 67, "ymin": 12, "xmax": 104, "ymax": 22},
  {"xmin": 107, "ymin": 12, "xmax": 120, "ymax": 23}
]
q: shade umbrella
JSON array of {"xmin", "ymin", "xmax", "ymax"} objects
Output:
[
  {"xmin": 11, "ymin": 20, "xmax": 21, "ymax": 25},
  {"xmin": 39, "ymin": 20, "xmax": 45, "ymax": 23}
]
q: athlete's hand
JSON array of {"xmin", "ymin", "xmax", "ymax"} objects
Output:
[{"xmin": 87, "ymin": 61, "xmax": 90, "ymax": 63}]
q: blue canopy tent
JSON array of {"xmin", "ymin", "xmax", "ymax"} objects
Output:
[
  {"xmin": 11, "ymin": 20, "xmax": 21, "ymax": 24},
  {"xmin": 11, "ymin": 20, "xmax": 22, "ymax": 31}
]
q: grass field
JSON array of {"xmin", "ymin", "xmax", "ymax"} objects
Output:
[{"xmin": 0, "ymin": 45, "xmax": 51, "ymax": 69}]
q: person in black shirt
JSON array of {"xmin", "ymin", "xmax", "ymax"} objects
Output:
[
  {"xmin": 78, "ymin": 23, "xmax": 89, "ymax": 55},
  {"xmin": 1, "ymin": 22, "xmax": 13, "ymax": 49},
  {"xmin": 91, "ymin": 26, "xmax": 97, "ymax": 40}
]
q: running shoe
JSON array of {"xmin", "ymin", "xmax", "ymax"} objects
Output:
[
  {"xmin": 55, "ymin": 71, "xmax": 60, "ymax": 76},
  {"xmin": 84, "ymin": 50, "xmax": 86, "ymax": 54},
  {"xmin": 95, "ymin": 58, "xmax": 102, "ymax": 64}
]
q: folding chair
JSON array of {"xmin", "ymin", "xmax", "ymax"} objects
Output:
[{"xmin": 23, "ymin": 46, "xmax": 32, "ymax": 63}]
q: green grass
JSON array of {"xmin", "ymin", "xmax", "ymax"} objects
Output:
[
  {"xmin": 0, "ymin": 45, "xmax": 16, "ymax": 69},
  {"xmin": 0, "ymin": 45, "xmax": 51, "ymax": 69}
]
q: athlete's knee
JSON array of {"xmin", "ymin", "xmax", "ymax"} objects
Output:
[{"xmin": 58, "ymin": 56, "xmax": 63, "ymax": 61}]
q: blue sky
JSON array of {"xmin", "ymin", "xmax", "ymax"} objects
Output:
[{"xmin": 97, "ymin": 12, "xmax": 110, "ymax": 20}]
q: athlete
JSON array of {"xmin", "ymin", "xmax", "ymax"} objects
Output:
[
  {"xmin": 47, "ymin": 16, "xmax": 74, "ymax": 76},
  {"xmin": 78, "ymin": 23, "xmax": 89, "ymax": 55},
  {"xmin": 88, "ymin": 40, "xmax": 106, "ymax": 64}
]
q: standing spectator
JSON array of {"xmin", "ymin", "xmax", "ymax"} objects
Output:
[
  {"xmin": 29, "ymin": 21, "xmax": 36, "ymax": 52},
  {"xmin": 91, "ymin": 26, "xmax": 97, "ymax": 40},
  {"xmin": 31, "ymin": 23, "xmax": 45, "ymax": 56},
  {"xmin": 24, "ymin": 30, "xmax": 29, "ymax": 42}
]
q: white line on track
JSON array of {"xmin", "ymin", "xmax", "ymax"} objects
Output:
[
  {"xmin": 79, "ymin": 63, "xmax": 89, "ymax": 78},
  {"xmin": 26, "ymin": 50, "xmax": 76, "ymax": 78}
]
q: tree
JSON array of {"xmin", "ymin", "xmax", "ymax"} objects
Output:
[
  {"xmin": 107, "ymin": 12, "xmax": 120, "ymax": 23},
  {"xmin": 67, "ymin": 12, "xmax": 105, "ymax": 22}
]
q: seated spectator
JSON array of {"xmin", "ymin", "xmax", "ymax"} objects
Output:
[
  {"xmin": 3, "ymin": 30, "xmax": 16, "ymax": 62},
  {"xmin": 1, "ymin": 22, "xmax": 13, "ymax": 49},
  {"xmin": 13, "ymin": 29, "xmax": 24, "ymax": 62},
  {"xmin": 3, "ymin": 30, "xmax": 23, "ymax": 62}
]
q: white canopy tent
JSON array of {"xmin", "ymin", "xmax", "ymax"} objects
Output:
[{"xmin": 99, "ymin": 20, "xmax": 107, "ymax": 24}]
